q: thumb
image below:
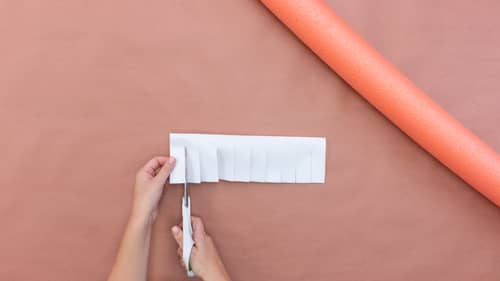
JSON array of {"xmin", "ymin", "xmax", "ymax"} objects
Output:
[
  {"xmin": 171, "ymin": 225, "xmax": 183, "ymax": 248},
  {"xmin": 155, "ymin": 157, "xmax": 176, "ymax": 183}
]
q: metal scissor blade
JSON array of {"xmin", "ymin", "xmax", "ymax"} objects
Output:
[{"xmin": 183, "ymin": 147, "xmax": 189, "ymax": 207}]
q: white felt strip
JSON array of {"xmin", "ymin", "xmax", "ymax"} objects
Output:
[
  {"xmin": 250, "ymin": 149, "xmax": 267, "ymax": 182},
  {"xmin": 169, "ymin": 133, "xmax": 326, "ymax": 184}
]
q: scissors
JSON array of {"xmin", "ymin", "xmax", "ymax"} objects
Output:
[{"xmin": 182, "ymin": 147, "xmax": 195, "ymax": 277}]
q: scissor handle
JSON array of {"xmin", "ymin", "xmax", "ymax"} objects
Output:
[{"xmin": 182, "ymin": 196, "xmax": 195, "ymax": 277}]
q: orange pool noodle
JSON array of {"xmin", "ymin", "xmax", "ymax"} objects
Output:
[{"xmin": 260, "ymin": 0, "xmax": 500, "ymax": 205}]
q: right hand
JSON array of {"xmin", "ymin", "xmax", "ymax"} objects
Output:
[{"xmin": 172, "ymin": 217, "xmax": 231, "ymax": 281}]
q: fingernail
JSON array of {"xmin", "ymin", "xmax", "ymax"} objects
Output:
[
  {"xmin": 171, "ymin": 226, "xmax": 179, "ymax": 234},
  {"xmin": 169, "ymin": 157, "xmax": 176, "ymax": 164}
]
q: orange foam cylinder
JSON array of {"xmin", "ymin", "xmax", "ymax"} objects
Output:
[{"xmin": 260, "ymin": 0, "xmax": 500, "ymax": 205}]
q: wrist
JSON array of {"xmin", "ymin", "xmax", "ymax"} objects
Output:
[
  {"xmin": 130, "ymin": 200, "xmax": 157, "ymax": 224},
  {"xmin": 129, "ymin": 209, "xmax": 154, "ymax": 229}
]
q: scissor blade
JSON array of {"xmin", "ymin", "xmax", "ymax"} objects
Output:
[{"xmin": 183, "ymin": 147, "xmax": 189, "ymax": 207}]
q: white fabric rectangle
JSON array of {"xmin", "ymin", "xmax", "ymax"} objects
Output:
[
  {"xmin": 234, "ymin": 146, "xmax": 251, "ymax": 182},
  {"xmin": 169, "ymin": 133, "xmax": 326, "ymax": 184},
  {"xmin": 295, "ymin": 150, "xmax": 312, "ymax": 183},
  {"xmin": 250, "ymin": 149, "xmax": 267, "ymax": 182}
]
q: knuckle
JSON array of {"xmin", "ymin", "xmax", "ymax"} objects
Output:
[{"xmin": 197, "ymin": 234, "xmax": 207, "ymax": 243}]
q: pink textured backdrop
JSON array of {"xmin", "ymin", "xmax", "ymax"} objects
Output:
[{"xmin": 1, "ymin": 1, "xmax": 499, "ymax": 280}]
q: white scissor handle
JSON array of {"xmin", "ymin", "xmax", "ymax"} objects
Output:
[{"xmin": 182, "ymin": 196, "xmax": 195, "ymax": 277}]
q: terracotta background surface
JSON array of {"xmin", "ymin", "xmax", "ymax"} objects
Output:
[{"xmin": 1, "ymin": 1, "xmax": 499, "ymax": 280}]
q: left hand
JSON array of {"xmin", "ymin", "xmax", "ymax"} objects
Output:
[{"xmin": 132, "ymin": 156, "xmax": 176, "ymax": 223}]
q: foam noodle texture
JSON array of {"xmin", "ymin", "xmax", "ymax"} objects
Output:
[{"xmin": 260, "ymin": 0, "xmax": 500, "ymax": 205}]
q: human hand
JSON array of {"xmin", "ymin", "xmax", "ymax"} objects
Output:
[
  {"xmin": 132, "ymin": 156, "xmax": 176, "ymax": 224},
  {"xmin": 172, "ymin": 217, "xmax": 231, "ymax": 281}
]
